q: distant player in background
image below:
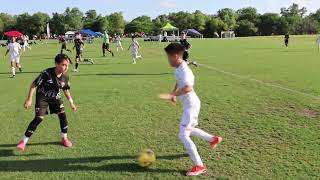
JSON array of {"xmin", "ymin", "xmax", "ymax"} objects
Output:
[
  {"xmin": 5, "ymin": 36, "xmax": 22, "ymax": 78},
  {"xmin": 73, "ymin": 33, "xmax": 93, "ymax": 72},
  {"xmin": 180, "ymin": 32, "xmax": 197, "ymax": 67},
  {"xmin": 16, "ymin": 54, "xmax": 76, "ymax": 152},
  {"xmin": 128, "ymin": 36, "xmax": 142, "ymax": 64},
  {"xmin": 115, "ymin": 34, "xmax": 123, "ymax": 52},
  {"xmin": 102, "ymin": 31, "xmax": 114, "ymax": 57},
  {"xmin": 60, "ymin": 36, "xmax": 71, "ymax": 54},
  {"xmin": 284, "ymin": 33, "xmax": 290, "ymax": 48},
  {"xmin": 22, "ymin": 35, "xmax": 32, "ymax": 52},
  {"xmin": 316, "ymin": 36, "xmax": 320, "ymax": 52}
]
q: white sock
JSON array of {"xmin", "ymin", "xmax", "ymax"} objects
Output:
[
  {"xmin": 11, "ymin": 67, "xmax": 15, "ymax": 76},
  {"xmin": 132, "ymin": 58, "xmax": 136, "ymax": 64},
  {"xmin": 61, "ymin": 133, "xmax": 67, "ymax": 139},
  {"xmin": 23, "ymin": 136, "xmax": 29, "ymax": 143},
  {"xmin": 191, "ymin": 128, "xmax": 214, "ymax": 142}
]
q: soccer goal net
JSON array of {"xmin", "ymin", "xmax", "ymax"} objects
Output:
[{"xmin": 221, "ymin": 31, "xmax": 235, "ymax": 39}]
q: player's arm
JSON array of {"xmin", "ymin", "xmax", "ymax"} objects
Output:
[
  {"xmin": 172, "ymin": 85, "xmax": 193, "ymax": 97},
  {"xmin": 128, "ymin": 44, "xmax": 131, "ymax": 50},
  {"xmin": 5, "ymin": 49, "xmax": 9, "ymax": 56},
  {"xmin": 24, "ymin": 83, "xmax": 37, "ymax": 109},
  {"xmin": 63, "ymin": 89, "xmax": 77, "ymax": 111}
]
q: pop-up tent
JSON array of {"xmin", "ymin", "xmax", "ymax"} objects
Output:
[
  {"xmin": 80, "ymin": 29, "xmax": 98, "ymax": 36},
  {"xmin": 95, "ymin": 32, "xmax": 103, "ymax": 36},
  {"xmin": 161, "ymin": 23, "xmax": 179, "ymax": 37},
  {"xmin": 183, "ymin": 29, "xmax": 202, "ymax": 38}
]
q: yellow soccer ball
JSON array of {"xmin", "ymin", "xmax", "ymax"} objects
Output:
[{"xmin": 137, "ymin": 149, "xmax": 156, "ymax": 168}]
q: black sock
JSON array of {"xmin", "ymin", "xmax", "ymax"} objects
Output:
[
  {"xmin": 58, "ymin": 112, "xmax": 68, "ymax": 134},
  {"xmin": 24, "ymin": 116, "xmax": 43, "ymax": 137},
  {"xmin": 75, "ymin": 63, "xmax": 79, "ymax": 69}
]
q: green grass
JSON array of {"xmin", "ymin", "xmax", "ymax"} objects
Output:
[{"xmin": 0, "ymin": 36, "xmax": 319, "ymax": 179}]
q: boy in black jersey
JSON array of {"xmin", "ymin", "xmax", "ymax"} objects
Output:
[
  {"xmin": 73, "ymin": 33, "xmax": 94, "ymax": 72},
  {"xmin": 60, "ymin": 36, "xmax": 71, "ymax": 54},
  {"xmin": 17, "ymin": 54, "xmax": 77, "ymax": 152},
  {"xmin": 180, "ymin": 32, "xmax": 197, "ymax": 67},
  {"xmin": 284, "ymin": 33, "xmax": 290, "ymax": 48}
]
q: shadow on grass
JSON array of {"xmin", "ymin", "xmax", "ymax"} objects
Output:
[
  {"xmin": 0, "ymin": 149, "xmax": 41, "ymax": 157},
  {"xmin": 0, "ymin": 153, "xmax": 187, "ymax": 173},
  {"xmin": 72, "ymin": 73, "xmax": 171, "ymax": 76},
  {"xmin": 0, "ymin": 141, "xmax": 60, "ymax": 148}
]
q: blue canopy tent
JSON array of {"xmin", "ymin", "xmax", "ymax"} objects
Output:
[
  {"xmin": 95, "ymin": 32, "xmax": 103, "ymax": 37},
  {"xmin": 183, "ymin": 29, "xmax": 203, "ymax": 38},
  {"xmin": 80, "ymin": 29, "xmax": 99, "ymax": 36}
]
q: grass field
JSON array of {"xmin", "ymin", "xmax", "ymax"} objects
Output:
[{"xmin": 0, "ymin": 36, "xmax": 319, "ymax": 179}]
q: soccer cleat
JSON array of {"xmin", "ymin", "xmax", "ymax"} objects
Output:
[
  {"xmin": 112, "ymin": 52, "xmax": 114, "ymax": 57},
  {"xmin": 191, "ymin": 61, "xmax": 198, "ymax": 67},
  {"xmin": 61, "ymin": 138, "xmax": 73, "ymax": 148},
  {"xmin": 210, "ymin": 136, "xmax": 223, "ymax": 150},
  {"xmin": 17, "ymin": 140, "xmax": 27, "ymax": 152},
  {"xmin": 186, "ymin": 166, "xmax": 207, "ymax": 176},
  {"xmin": 19, "ymin": 68, "xmax": 22, "ymax": 72},
  {"xmin": 11, "ymin": 75, "xmax": 16, "ymax": 78},
  {"xmin": 73, "ymin": 69, "xmax": 78, "ymax": 72}
]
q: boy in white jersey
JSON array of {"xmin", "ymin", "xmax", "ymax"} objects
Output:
[
  {"xmin": 22, "ymin": 35, "xmax": 31, "ymax": 52},
  {"xmin": 161, "ymin": 43, "xmax": 222, "ymax": 176},
  {"xmin": 5, "ymin": 37, "xmax": 22, "ymax": 78},
  {"xmin": 115, "ymin": 34, "xmax": 123, "ymax": 52},
  {"xmin": 128, "ymin": 36, "xmax": 142, "ymax": 64}
]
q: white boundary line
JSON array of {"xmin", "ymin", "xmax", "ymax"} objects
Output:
[{"xmin": 198, "ymin": 63, "xmax": 320, "ymax": 100}]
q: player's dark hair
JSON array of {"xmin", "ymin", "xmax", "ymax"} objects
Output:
[
  {"xmin": 164, "ymin": 43, "xmax": 185, "ymax": 55},
  {"xmin": 55, "ymin": 54, "xmax": 70, "ymax": 64}
]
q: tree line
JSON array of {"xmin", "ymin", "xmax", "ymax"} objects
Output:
[{"xmin": 0, "ymin": 3, "xmax": 320, "ymax": 38}]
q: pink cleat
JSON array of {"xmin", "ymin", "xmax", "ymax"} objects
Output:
[
  {"xmin": 17, "ymin": 140, "xmax": 27, "ymax": 152},
  {"xmin": 210, "ymin": 136, "xmax": 223, "ymax": 150},
  {"xmin": 186, "ymin": 166, "xmax": 207, "ymax": 176},
  {"xmin": 61, "ymin": 138, "xmax": 73, "ymax": 148}
]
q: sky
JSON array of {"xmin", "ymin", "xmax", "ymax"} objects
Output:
[{"xmin": 0, "ymin": 0, "xmax": 319, "ymax": 20}]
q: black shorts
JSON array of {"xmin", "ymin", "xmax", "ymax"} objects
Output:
[
  {"xmin": 102, "ymin": 43, "xmax": 110, "ymax": 49},
  {"xmin": 76, "ymin": 49, "xmax": 82, "ymax": 58},
  {"xmin": 183, "ymin": 51, "xmax": 189, "ymax": 61},
  {"xmin": 35, "ymin": 95, "xmax": 65, "ymax": 117},
  {"xmin": 61, "ymin": 43, "xmax": 66, "ymax": 50}
]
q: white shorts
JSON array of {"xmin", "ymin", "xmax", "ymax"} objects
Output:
[
  {"xmin": 180, "ymin": 102, "xmax": 201, "ymax": 129},
  {"xmin": 131, "ymin": 51, "xmax": 139, "ymax": 58},
  {"xmin": 10, "ymin": 57, "xmax": 20, "ymax": 63}
]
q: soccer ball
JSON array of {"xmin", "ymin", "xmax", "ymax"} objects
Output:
[{"xmin": 137, "ymin": 149, "xmax": 156, "ymax": 167}]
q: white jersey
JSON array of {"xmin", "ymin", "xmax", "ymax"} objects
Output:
[
  {"xmin": 7, "ymin": 42, "xmax": 21, "ymax": 59},
  {"xmin": 130, "ymin": 41, "xmax": 139, "ymax": 52},
  {"xmin": 175, "ymin": 61, "xmax": 200, "ymax": 107}
]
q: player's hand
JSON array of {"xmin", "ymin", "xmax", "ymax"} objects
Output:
[
  {"xmin": 159, "ymin": 93, "xmax": 174, "ymax": 100},
  {"xmin": 24, "ymin": 99, "xmax": 32, "ymax": 109},
  {"xmin": 171, "ymin": 95, "xmax": 177, "ymax": 103},
  {"xmin": 70, "ymin": 103, "xmax": 77, "ymax": 111}
]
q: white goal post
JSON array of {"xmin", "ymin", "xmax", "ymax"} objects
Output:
[{"xmin": 221, "ymin": 31, "xmax": 235, "ymax": 39}]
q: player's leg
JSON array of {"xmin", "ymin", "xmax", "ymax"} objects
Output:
[
  {"xmin": 17, "ymin": 97, "xmax": 48, "ymax": 151},
  {"xmin": 106, "ymin": 44, "xmax": 114, "ymax": 56},
  {"xmin": 102, "ymin": 43, "xmax": 106, "ymax": 56},
  {"xmin": 10, "ymin": 60, "xmax": 16, "ymax": 78},
  {"xmin": 179, "ymin": 108, "xmax": 207, "ymax": 176},
  {"xmin": 132, "ymin": 52, "xmax": 137, "ymax": 64},
  {"xmin": 50, "ymin": 100, "xmax": 72, "ymax": 147},
  {"xmin": 16, "ymin": 57, "xmax": 22, "ymax": 72}
]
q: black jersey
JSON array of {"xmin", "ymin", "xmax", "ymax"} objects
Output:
[
  {"xmin": 180, "ymin": 39, "xmax": 191, "ymax": 51},
  {"xmin": 285, "ymin": 35, "xmax": 289, "ymax": 41},
  {"xmin": 34, "ymin": 67, "xmax": 70, "ymax": 99},
  {"xmin": 74, "ymin": 38, "xmax": 84, "ymax": 50}
]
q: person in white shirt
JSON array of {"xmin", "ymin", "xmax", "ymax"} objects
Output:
[
  {"xmin": 160, "ymin": 43, "xmax": 222, "ymax": 177},
  {"xmin": 5, "ymin": 37, "xmax": 22, "ymax": 78},
  {"xmin": 128, "ymin": 36, "xmax": 142, "ymax": 64},
  {"xmin": 115, "ymin": 35, "xmax": 123, "ymax": 52},
  {"xmin": 316, "ymin": 36, "xmax": 320, "ymax": 52},
  {"xmin": 22, "ymin": 35, "xmax": 31, "ymax": 52}
]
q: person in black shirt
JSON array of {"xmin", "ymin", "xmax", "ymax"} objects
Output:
[
  {"xmin": 73, "ymin": 33, "xmax": 84, "ymax": 72},
  {"xmin": 180, "ymin": 32, "xmax": 197, "ymax": 67},
  {"xmin": 284, "ymin": 33, "xmax": 290, "ymax": 48},
  {"xmin": 60, "ymin": 36, "xmax": 71, "ymax": 54},
  {"xmin": 16, "ymin": 54, "xmax": 77, "ymax": 152}
]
